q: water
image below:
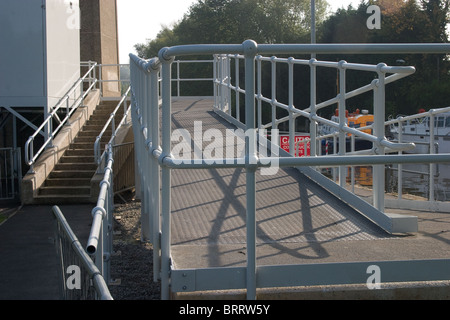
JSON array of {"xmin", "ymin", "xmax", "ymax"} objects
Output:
[
  {"xmin": 387, "ymin": 163, "xmax": 450, "ymax": 202},
  {"xmin": 323, "ymin": 163, "xmax": 450, "ymax": 202}
]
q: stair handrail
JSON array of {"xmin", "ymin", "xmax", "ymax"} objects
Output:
[
  {"xmin": 25, "ymin": 62, "xmax": 98, "ymax": 173},
  {"xmin": 94, "ymin": 86, "xmax": 131, "ymax": 166}
]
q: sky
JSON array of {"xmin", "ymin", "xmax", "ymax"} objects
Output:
[{"xmin": 117, "ymin": 0, "xmax": 359, "ymax": 63}]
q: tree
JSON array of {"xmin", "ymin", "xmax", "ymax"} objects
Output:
[
  {"xmin": 318, "ymin": 0, "xmax": 450, "ymax": 116},
  {"xmin": 136, "ymin": 0, "xmax": 330, "ymax": 58}
]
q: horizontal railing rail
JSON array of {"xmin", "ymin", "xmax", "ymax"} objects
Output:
[{"xmin": 130, "ymin": 41, "xmax": 450, "ymax": 300}]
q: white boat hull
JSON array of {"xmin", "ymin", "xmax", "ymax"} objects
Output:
[{"xmin": 391, "ymin": 133, "xmax": 450, "ymax": 154}]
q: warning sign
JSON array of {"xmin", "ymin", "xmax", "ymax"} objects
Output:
[{"xmin": 280, "ymin": 135, "xmax": 311, "ymax": 157}]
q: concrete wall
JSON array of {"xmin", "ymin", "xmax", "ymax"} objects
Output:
[{"xmin": 80, "ymin": 0, "xmax": 121, "ymax": 97}]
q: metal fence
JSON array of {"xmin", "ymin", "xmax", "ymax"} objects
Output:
[
  {"xmin": 130, "ymin": 41, "xmax": 450, "ymax": 300},
  {"xmin": 113, "ymin": 142, "xmax": 135, "ymax": 194},
  {"xmin": 53, "ymin": 205, "xmax": 113, "ymax": 300},
  {"xmin": 0, "ymin": 148, "xmax": 21, "ymax": 200}
]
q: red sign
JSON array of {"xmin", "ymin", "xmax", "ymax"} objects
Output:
[{"xmin": 280, "ymin": 135, "xmax": 311, "ymax": 157}]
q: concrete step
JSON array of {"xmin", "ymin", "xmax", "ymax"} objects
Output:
[
  {"xmin": 92, "ymin": 109, "xmax": 125, "ymax": 116},
  {"xmin": 59, "ymin": 155, "xmax": 95, "ymax": 163},
  {"xmin": 74, "ymin": 136, "xmax": 110, "ymax": 143},
  {"xmin": 39, "ymin": 185, "xmax": 91, "ymax": 196},
  {"xmin": 54, "ymin": 162, "xmax": 97, "ymax": 171},
  {"xmin": 44, "ymin": 178, "xmax": 91, "ymax": 187},
  {"xmin": 78, "ymin": 130, "xmax": 113, "ymax": 137},
  {"xmin": 64, "ymin": 149, "xmax": 94, "ymax": 157},
  {"xmin": 49, "ymin": 170, "xmax": 94, "ymax": 179},
  {"xmin": 81, "ymin": 124, "xmax": 110, "ymax": 132},
  {"xmin": 69, "ymin": 143, "xmax": 95, "ymax": 150}
]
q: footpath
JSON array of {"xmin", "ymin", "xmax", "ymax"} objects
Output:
[{"xmin": 0, "ymin": 203, "xmax": 94, "ymax": 300}]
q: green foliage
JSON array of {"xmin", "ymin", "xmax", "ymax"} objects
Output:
[
  {"xmin": 135, "ymin": 0, "xmax": 450, "ymax": 117},
  {"xmin": 319, "ymin": 0, "xmax": 450, "ymax": 117},
  {"xmin": 135, "ymin": 0, "xmax": 329, "ymax": 57}
]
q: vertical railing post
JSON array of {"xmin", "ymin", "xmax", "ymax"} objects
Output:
[
  {"xmin": 149, "ymin": 60, "xmax": 162, "ymax": 282},
  {"xmin": 256, "ymin": 56, "xmax": 262, "ymax": 129},
  {"xmin": 288, "ymin": 58, "xmax": 295, "ymax": 157},
  {"xmin": 373, "ymin": 64, "xmax": 387, "ymax": 212},
  {"xmin": 338, "ymin": 61, "xmax": 347, "ymax": 187},
  {"xmin": 213, "ymin": 55, "xmax": 218, "ymax": 109},
  {"xmin": 141, "ymin": 67, "xmax": 151, "ymax": 242},
  {"xmin": 159, "ymin": 48, "xmax": 174, "ymax": 300},
  {"xmin": 243, "ymin": 40, "xmax": 258, "ymax": 301},
  {"xmin": 271, "ymin": 56, "xmax": 277, "ymax": 133},
  {"xmin": 398, "ymin": 120, "xmax": 403, "ymax": 200},
  {"xmin": 309, "ymin": 58, "xmax": 317, "ymax": 157},
  {"xmin": 227, "ymin": 56, "xmax": 232, "ymax": 116},
  {"xmin": 235, "ymin": 55, "xmax": 241, "ymax": 122},
  {"xmin": 429, "ymin": 111, "xmax": 435, "ymax": 201}
]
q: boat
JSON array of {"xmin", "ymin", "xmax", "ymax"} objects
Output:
[
  {"xmin": 388, "ymin": 107, "xmax": 450, "ymax": 154},
  {"xmin": 319, "ymin": 108, "xmax": 374, "ymax": 154}
]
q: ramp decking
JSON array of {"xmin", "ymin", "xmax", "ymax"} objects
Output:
[{"xmin": 168, "ymin": 98, "xmax": 407, "ymax": 270}]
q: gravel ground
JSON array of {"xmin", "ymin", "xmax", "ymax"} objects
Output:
[{"xmin": 108, "ymin": 196, "xmax": 161, "ymax": 300}]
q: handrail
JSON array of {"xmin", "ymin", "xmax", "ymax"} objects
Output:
[
  {"xmin": 94, "ymin": 86, "xmax": 131, "ymax": 165},
  {"xmin": 86, "ymin": 143, "xmax": 114, "ymax": 256},
  {"xmin": 25, "ymin": 62, "xmax": 98, "ymax": 171},
  {"xmin": 53, "ymin": 205, "xmax": 113, "ymax": 300}
]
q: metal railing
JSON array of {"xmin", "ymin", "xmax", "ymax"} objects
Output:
[
  {"xmin": 25, "ymin": 62, "xmax": 98, "ymax": 173},
  {"xmin": 86, "ymin": 143, "xmax": 115, "ymax": 283},
  {"xmin": 53, "ymin": 205, "xmax": 113, "ymax": 300},
  {"xmin": 0, "ymin": 148, "xmax": 21, "ymax": 200},
  {"xmin": 386, "ymin": 107, "xmax": 450, "ymax": 202},
  {"xmin": 130, "ymin": 41, "xmax": 450, "ymax": 300},
  {"xmin": 94, "ymin": 86, "xmax": 131, "ymax": 167},
  {"xmin": 85, "ymin": 66, "xmax": 133, "ymax": 286},
  {"xmin": 113, "ymin": 142, "xmax": 135, "ymax": 194}
]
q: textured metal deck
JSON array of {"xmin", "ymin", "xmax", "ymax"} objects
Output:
[{"xmin": 169, "ymin": 98, "xmax": 397, "ymax": 269}]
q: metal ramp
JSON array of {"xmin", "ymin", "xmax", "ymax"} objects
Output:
[
  {"xmin": 129, "ymin": 42, "xmax": 450, "ymax": 300},
  {"xmin": 167, "ymin": 98, "xmax": 416, "ymax": 297}
]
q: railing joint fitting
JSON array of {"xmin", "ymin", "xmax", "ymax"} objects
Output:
[{"xmin": 92, "ymin": 206, "xmax": 107, "ymax": 220}]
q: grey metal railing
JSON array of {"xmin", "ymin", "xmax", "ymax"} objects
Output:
[
  {"xmin": 0, "ymin": 148, "xmax": 21, "ymax": 200},
  {"xmin": 130, "ymin": 41, "xmax": 450, "ymax": 300},
  {"xmin": 53, "ymin": 205, "xmax": 113, "ymax": 300},
  {"xmin": 94, "ymin": 86, "xmax": 131, "ymax": 167},
  {"xmin": 25, "ymin": 62, "xmax": 98, "ymax": 173},
  {"xmin": 113, "ymin": 142, "xmax": 135, "ymax": 194}
]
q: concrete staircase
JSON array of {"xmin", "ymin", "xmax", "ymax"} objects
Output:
[{"xmin": 34, "ymin": 101, "xmax": 125, "ymax": 204}]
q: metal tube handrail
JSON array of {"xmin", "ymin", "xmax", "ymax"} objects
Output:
[
  {"xmin": 94, "ymin": 86, "xmax": 131, "ymax": 165},
  {"xmin": 86, "ymin": 144, "xmax": 114, "ymax": 255},
  {"xmin": 25, "ymin": 62, "xmax": 98, "ymax": 167},
  {"xmin": 52, "ymin": 205, "xmax": 113, "ymax": 300}
]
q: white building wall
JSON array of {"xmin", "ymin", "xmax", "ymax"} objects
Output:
[
  {"xmin": 0, "ymin": 0, "xmax": 81, "ymax": 109},
  {"xmin": 45, "ymin": 0, "xmax": 81, "ymax": 108}
]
